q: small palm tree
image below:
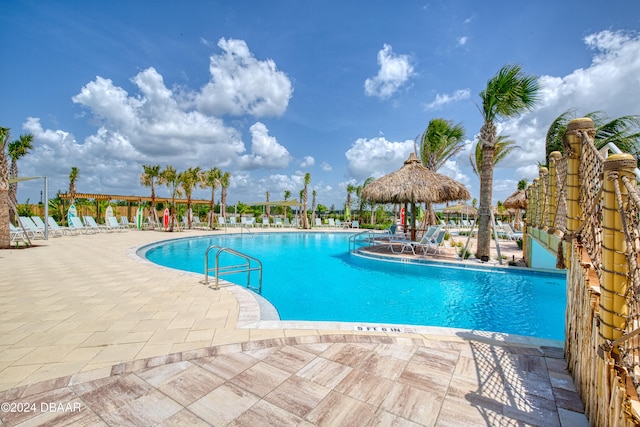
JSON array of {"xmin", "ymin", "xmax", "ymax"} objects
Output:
[
  {"xmin": 158, "ymin": 166, "xmax": 180, "ymax": 231},
  {"xmin": 310, "ymin": 190, "xmax": 317, "ymax": 225},
  {"xmin": 283, "ymin": 190, "xmax": 291, "ymax": 219},
  {"xmin": 302, "ymin": 173, "xmax": 311, "ymax": 229},
  {"xmin": 346, "ymin": 184, "xmax": 357, "ymax": 220},
  {"xmin": 200, "ymin": 167, "xmax": 221, "ymax": 228},
  {"xmin": 179, "ymin": 167, "xmax": 201, "ymax": 229},
  {"xmin": 469, "ymin": 135, "xmax": 518, "ymax": 176},
  {"xmin": 517, "ymin": 179, "xmax": 528, "ymax": 191},
  {"xmin": 219, "ymin": 171, "xmax": 231, "ymax": 219},
  {"xmin": 545, "ymin": 110, "xmax": 640, "ymax": 161},
  {"xmin": 69, "ymin": 167, "xmax": 79, "ymax": 205},
  {"xmin": 0, "ymin": 127, "xmax": 11, "ymax": 248},
  {"xmin": 476, "ymin": 64, "xmax": 539, "ymax": 259},
  {"xmin": 7, "ymin": 133, "xmax": 34, "ymax": 223},
  {"xmin": 140, "ymin": 164, "xmax": 161, "ymax": 223},
  {"xmin": 356, "ymin": 177, "xmax": 374, "ymax": 223}
]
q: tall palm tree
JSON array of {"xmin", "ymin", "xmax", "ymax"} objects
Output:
[
  {"xmin": 302, "ymin": 173, "xmax": 311, "ymax": 229},
  {"xmin": 68, "ymin": 167, "xmax": 79, "ymax": 205},
  {"xmin": 469, "ymin": 135, "xmax": 518, "ymax": 176},
  {"xmin": 179, "ymin": 167, "xmax": 201, "ymax": 229},
  {"xmin": 356, "ymin": 177, "xmax": 374, "ymax": 223},
  {"xmin": 200, "ymin": 167, "xmax": 221, "ymax": 228},
  {"xmin": 310, "ymin": 189, "xmax": 317, "ymax": 225},
  {"xmin": 545, "ymin": 110, "xmax": 640, "ymax": 162},
  {"xmin": 476, "ymin": 64, "xmax": 539, "ymax": 259},
  {"xmin": 140, "ymin": 164, "xmax": 161, "ymax": 224},
  {"xmin": 0, "ymin": 127, "xmax": 11, "ymax": 248},
  {"xmin": 7, "ymin": 133, "xmax": 34, "ymax": 223},
  {"xmin": 219, "ymin": 171, "xmax": 231, "ymax": 219},
  {"xmin": 158, "ymin": 166, "xmax": 180, "ymax": 231}
]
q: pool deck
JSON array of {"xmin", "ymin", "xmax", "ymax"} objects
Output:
[{"xmin": 0, "ymin": 227, "xmax": 587, "ymax": 426}]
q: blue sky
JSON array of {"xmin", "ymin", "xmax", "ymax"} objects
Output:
[{"xmin": 2, "ymin": 0, "xmax": 640, "ymax": 210}]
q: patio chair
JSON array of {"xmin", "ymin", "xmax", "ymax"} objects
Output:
[
  {"xmin": 274, "ymin": 217, "xmax": 284, "ymax": 228},
  {"xmin": 413, "ymin": 229, "xmax": 446, "ymax": 255},
  {"xmin": 31, "ymin": 216, "xmax": 62, "ymax": 237},
  {"xmin": 315, "ymin": 218, "xmax": 322, "ymax": 227},
  {"xmin": 107, "ymin": 216, "xmax": 127, "ymax": 231},
  {"xmin": 390, "ymin": 225, "xmax": 440, "ymax": 255},
  {"xmin": 83, "ymin": 215, "xmax": 111, "ymax": 232},
  {"xmin": 327, "ymin": 218, "xmax": 336, "ymax": 228},
  {"xmin": 261, "ymin": 217, "xmax": 270, "ymax": 228},
  {"xmin": 351, "ymin": 220, "xmax": 360, "ymax": 228},
  {"xmin": 120, "ymin": 216, "xmax": 135, "ymax": 228},
  {"xmin": 69, "ymin": 216, "xmax": 93, "ymax": 234},
  {"xmin": 228, "ymin": 216, "xmax": 238, "ymax": 227},
  {"xmin": 18, "ymin": 216, "xmax": 44, "ymax": 239},
  {"xmin": 9, "ymin": 223, "xmax": 28, "ymax": 243},
  {"xmin": 48, "ymin": 216, "xmax": 74, "ymax": 235}
]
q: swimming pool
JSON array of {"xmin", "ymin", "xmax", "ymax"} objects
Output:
[{"xmin": 142, "ymin": 232, "xmax": 567, "ymax": 340}]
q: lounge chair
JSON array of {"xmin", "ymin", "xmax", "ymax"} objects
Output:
[
  {"xmin": 83, "ymin": 216, "xmax": 111, "ymax": 232},
  {"xmin": 327, "ymin": 218, "xmax": 336, "ymax": 228},
  {"xmin": 291, "ymin": 218, "xmax": 299, "ymax": 228},
  {"xmin": 389, "ymin": 225, "xmax": 440, "ymax": 255},
  {"xmin": 315, "ymin": 218, "xmax": 322, "ymax": 227},
  {"xmin": 48, "ymin": 216, "xmax": 74, "ymax": 235},
  {"xmin": 261, "ymin": 217, "xmax": 270, "ymax": 228},
  {"xmin": 274, "ymin": 218, "xmax": 283, "ymax": 228},
  {"xmin": 120, "ymin": 216, "xmax": 135, "ymax": 228},
  {"xmin": 413, "ymin": 229, "xmax": 446, "ymax": 255},
  {"xmin": 335, "ymin": 219, "xmax": 344, "ymax": 228},
  {"xmin": 107, "ymin": 216, "xmax": 127, "ymax": 232},
  {"xmin": 228, "ymin": 216, "xmax": 238, "ymax": 227},
  {"xmin": 69, "ymin": 216, "xmax": 92, "ymax": 234},
  {"xmin": 284, "ymin": 217, "xmax": 291, "ymax": 227},
  {"xmin": 31, "ymin": 216, "xmax": 61, "ymax": 237},
  {"xmin": 9, "ymin": 223, "xmax": 28, "ymax": 243},
  {"xmin": 18, "ymin": 216, "xmax": 44, "ymax": 239},
  {"xmin": 351, "ymin": 220, "xmax": 360, "ymax": 228}
]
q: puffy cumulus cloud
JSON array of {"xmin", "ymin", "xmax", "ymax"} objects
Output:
[
  {"xmin": 300, "ymin": 156, "xmax": 315, "ymax": 168},
  {"xmin": 344, "ymin": 137, "xmax": 414, "ymax": 180},
  {"xmin": 494, "ymin": 30, "xmax": 640, "ymax": 169},
  {"xmin": 364, "ymin": 44, "xmax": 415, "ymax": 99},
  {"xmin": 424, "ymin": 89, "xmax": 470, "ymax": 111},
  {"xmin": 195, "ymin": 38, "xmax": 293, "ymax": 117},
  {"xmin": 238, "ymin": 122, "xmax": 291, "ymax": 169},
  {"xmin": 320, "ymin": 162, "xmax": 332, "ymax": 172},
  {"xmin": 457, "ymin": 36, "xmax": 468, "ymax": 46}
]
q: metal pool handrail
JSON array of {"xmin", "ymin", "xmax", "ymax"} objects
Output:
[
  {"xmin": 204, "ymin": 245, "xmax": 263, "ymax": 293},
  {"xmin": 348, "ymin": 230, "xmax": 377, "ymax": 253}
]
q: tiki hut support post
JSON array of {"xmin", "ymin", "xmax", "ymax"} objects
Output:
[
  {"xmin": 548, "ymin": 151, "xmax": 562, "ymax": 230},
  {"xmin": 600, "ymin": 153, "xmax": 635, "ymax": 346}
]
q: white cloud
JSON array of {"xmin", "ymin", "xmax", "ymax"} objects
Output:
[
  {"xmin": 458, "ymin": 36, "xmax": 468, "ymax": 46},
  {"xmin": 300, "ymin": 156, "xmax": 315, "ymax": 168},
  {"xmin": 238, "ymin": 122, "xmax": 291, "ymax": 169},
  {"xmin": 364, "ymin": 44, "xmax": 415, "ymax": 99},
  {"xmin": 496, "ymin": 29, "xmax": 640, "ymax": 170},
  {"xmin": 320, "ymin": 162, "xmax": 332, "ymax": 172},
  {"xmin": 424, "ymin": 89, "xmax": 470, "ymax": 111},
  {"xmin": 344, "ymin": 137, "xmax": 414, "ymax": 180},
  {"xmin": 195, "ymin": 38, "xmax": 293, "ymax": 117}
]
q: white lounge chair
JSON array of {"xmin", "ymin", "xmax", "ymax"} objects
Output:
[
  {"xmin": 18, "ymin": 216, "xmax": 44, "ymax": 239},
  {"xmin": 261, "ymin": 217, "xmax": 270, "ymax": 228},
  {"xmin": 120, "ymin": 216, "xmax": 135, "ymax": 228},
  {"xmin": 107, "ymin": 216, "xmax": 127, "ymax": 232},
  {"xmin": 274, "ymin": 218, "xmax": 283, "ymax": 228},
  {"xmin": 315, "ymin": 218, "xmax": 322, "ymax": 227},
  {"xmin": 31, "ymin": 216, "xmax": 61, "ymax": 237},
  {"xmin": 327, "ymin": 218, "xmax": 336, "ymax": 228},
  {"xmin": 83, "ymin": 215, "xmax": 111, "ymax": 232},
  {"xmin": 413, "ymin": 229, "xmax": 446, "ymax": 255},
  {"xmin": 390, "ymin": 225, "xmax": 440, "ymax": 255},
  {"xmin": 9, "ymin": 223, "xmax": 28, "ymax": 243},
  {"xmin": 69, "ymin": 216, "xmax": 92, "ymax": 234},
  {"xmin": 48, "ymin": 216, "xmax": 74, "ymax": 235}
]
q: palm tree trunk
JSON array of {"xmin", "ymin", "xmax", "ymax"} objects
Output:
[
  {"xmin": 0, "ymin": 188, "xmax": 9, "ymax": 248},
  {"xmin": 477, "ymin": 144, "xmax": 495, "ymax": 259}
]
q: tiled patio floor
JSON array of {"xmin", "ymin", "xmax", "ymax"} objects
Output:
[{"xmin": 0, "ymin": 228, "xmax": 587, "ymax": 426}]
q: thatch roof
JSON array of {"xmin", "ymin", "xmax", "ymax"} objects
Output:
[
  {"xmin": 361, "ymin": 153, "xmax": 470, "ymax": 204},
  {"xmin": 442, "ymin": 203, "xmax": 477, "ymax": 216},
  {"xmin": 503, "ymin": 189, "xmax": 527, "ymax": 210}
]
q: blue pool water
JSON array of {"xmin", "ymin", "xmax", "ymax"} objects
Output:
[{"xmin": 142, "ymin": 232, "xmax": 567, "ymax": 340}]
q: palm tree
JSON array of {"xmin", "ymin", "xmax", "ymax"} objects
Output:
[
  {"xmin": 346, "ymin": 184, "xmax": 357, "ymax": 220},
  {"xmin": 302, "ymin": 173, "xmax": 311, "ymax": 229},
  {"xmin": 200, "ymin": 167, "xmax": 221, "ymax": 228},
  {"xmin": 310, "ymin": 189, "xmax": 317, "ymax": 225},
  {"xmin": 7, "ymin": 133, "xmax": 34, "ymax": 223},
  {"xmin": 68, "ymin": 167, "xmax": 79, "ymax": 205},
  {"xmin": 518, "ymin": 179, "xmax": 528, "ymax": 191},
  {"xmin": 158, "ymin": 166, "xmax": 180, "ymax": 231},
  {"xmin": 0, "ymin": 127, "xmax": 11, "ymax": 248},
  {"xmin": 140, "ymin": 164, "xmax": 161, "ymax": 224},
  {"xmin": 476, "ymin": 64, "xmax": 539, "ymax": 259},
  {"xmin": 469, "ymin": 135, "xmax": 518, "ymax": 176},
  {"xmin": 545, "ymin": 110, "xmax": 640, "ymax": 162},
  {"xmin": 356, "ymin": 177, "xmax": 374, "ymax": 223},
  {"xmin": 283, "ymin": 190, "xmax": 291, "ymax": 219},
  {"xmin": 219, "ymin": 171, "xmax": 231, "ymax": 219},
  {"xmin": 179, "ymin": 167, "xmax": 201, "ymax": 229}
]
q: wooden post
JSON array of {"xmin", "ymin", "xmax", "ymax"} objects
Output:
[
  {"xmin": 538, "ymin": 167, "xmax": 548, "ymax": 230},
  {"xmin": 548, "ymin": 151, "xmax": 562, "ymax": 231},
  {"xmin": 600, "ymin": 153, "xmax": 635, "ymax": 344},
  {"xmin": 566, "ymin": 118, "xmax": 593, "ymax": 234},
  {"xmin": 532, "ymin": 178, "xmax": 539, "ymax": 229}
]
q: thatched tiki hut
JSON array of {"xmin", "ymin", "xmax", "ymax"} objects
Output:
[
  {"xmin": 503, "ymin": 189, "xmax": 526, "ymax": 230},
  {"xmin": 361, "ymin": 152, "xmax": 470, "ymax": 240},
  {"xmin": 442, "ymin": 203, "xmax": 477, "ymax": 223}
]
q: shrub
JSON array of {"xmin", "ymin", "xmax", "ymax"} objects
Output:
[
  {"xmin": 458, "ymin": 247, "xmax": 471, "ymax": 259},
  {"xmin": 516, "ymin": 238, "xmax": 523, "ymax": 249}
]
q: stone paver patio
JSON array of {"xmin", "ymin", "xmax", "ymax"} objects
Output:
[{"xmin": 0, "ymin": 227, "xmax": 587, "ymax": 426}]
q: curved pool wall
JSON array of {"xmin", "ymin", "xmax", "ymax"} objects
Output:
[{"xmin": 137, "ymin": 232, "xmax": 564, "ymax": 345}]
